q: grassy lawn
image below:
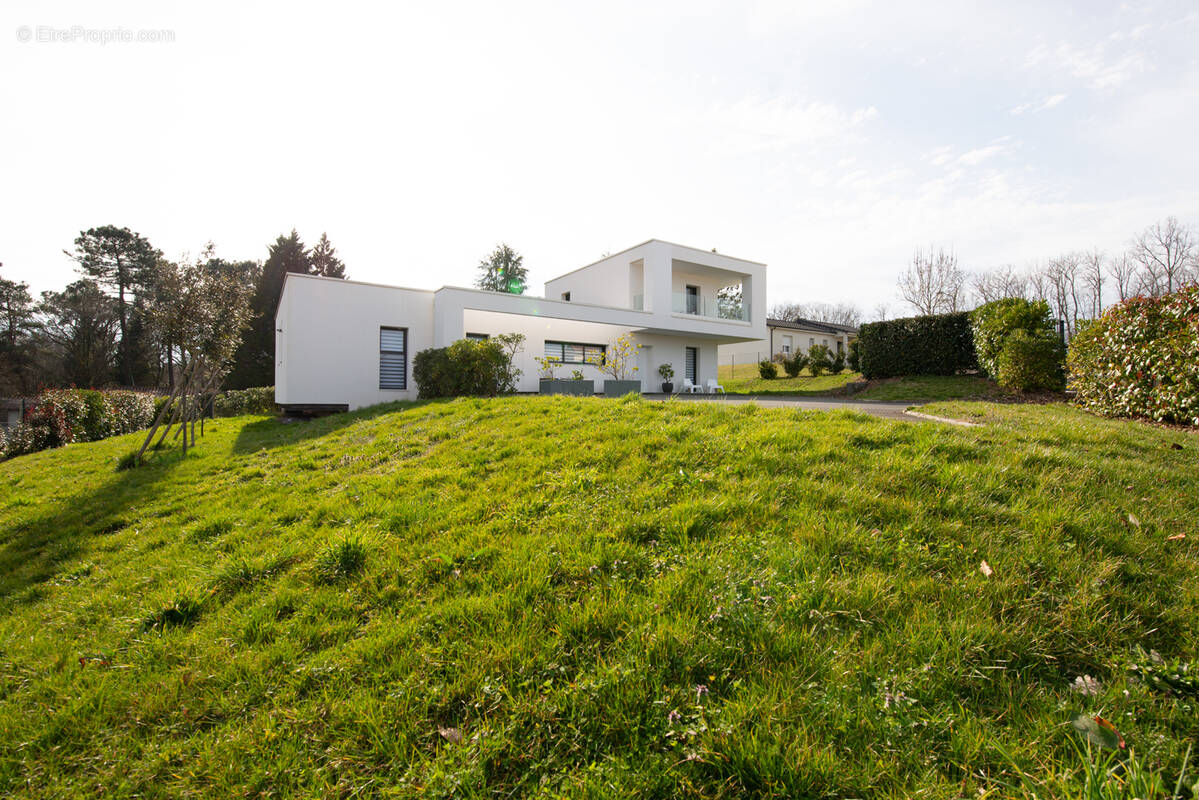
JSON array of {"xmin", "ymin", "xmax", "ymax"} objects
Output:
[
  {"xmin": 716, "ymin": 362, "xmax": 860, "ymax": 395},
  {"xmin": 1, "ymin": 398, "xmax": 1196, "ymax": 797},
  {"xmin": 856, "ymin": 374, "xmax": 1010, "ymax": 403}
]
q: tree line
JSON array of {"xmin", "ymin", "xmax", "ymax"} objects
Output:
[
  {"xmin": 896, "ymin": 216, "xmax": 1198, "ymax": 335},
  {"xmin": 0, "ymin": 227, "xmax": 347, "ymax": 396}
]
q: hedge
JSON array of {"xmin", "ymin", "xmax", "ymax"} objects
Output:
[
  {"xmin": 2, "ymin": 389, "xmax": 156, "ymax": 459},
  {"xmin": 413, "ymin": 339, "xmax": 512, "ymax": 399},
  {"xmin": 971, "ymin": 298, "xmax": 1057, "ymax": 378},
  {"xmin": 214, "ymin": 386, "xmax": 278, "ymax": 416},
  {"xmin": 857, "ymin": 312, "xmax": 976, "ymax": 379},
  {"xmin": 996, "ymin": 331, "xmax": 1065, "ymax": 392},
  {"xmin": 1067, "ymin": 286, "xmax": 1199, "ymax": 425}
]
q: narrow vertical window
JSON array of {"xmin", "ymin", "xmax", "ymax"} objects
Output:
[{"xmin": 380, "ymin": 327, "xmax": 407, "ymax": 389}]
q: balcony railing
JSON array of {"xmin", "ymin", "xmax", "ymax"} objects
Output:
[
  {"xmin": 671, "ymin": 292, "xmax": 749, "ymax": 321},
  {"xmin": 631, "ymin": 294, "xmax": 644, "ymax": 310}
]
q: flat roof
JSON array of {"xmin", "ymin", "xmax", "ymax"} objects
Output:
[{"xmin": 545, "ymin": 238, "xmax": 766, "ymax": 283}]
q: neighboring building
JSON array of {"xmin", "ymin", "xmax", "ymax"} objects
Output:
[
  {"xmin": 1, "ymin": 398, "xmax": 28, "ymax": 432},
  {"xmin": 717, "ymin": 317, "xmax": 857, "ymax": 367},
  {"xmin": 275, "ymin": 239, "xmax": 767, "ymax": 411}
]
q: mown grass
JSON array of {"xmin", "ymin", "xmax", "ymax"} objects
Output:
[
  {"xmin": 717, "ymin": 362, "xmax": 860, "ymax": 395},
  {"xmin": 857, "ymin": 374, "xmax": 1009, "ymax": 403},
  {"xmin": 0, "ymin": 397, "xmax": 1196, "ymax": 797}
]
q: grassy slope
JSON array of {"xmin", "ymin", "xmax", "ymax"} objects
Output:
[
  {"xmin": 1, "ymin": 398, "xmax": 1197, "ymax": 798},
  {"xmin": 856, "ymin": 375, "xmax": 1008, "ymax": 403}
]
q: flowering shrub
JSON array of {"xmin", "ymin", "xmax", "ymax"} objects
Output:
[
  {"xmin": 2, "ymin": 389, "xmax": 156, "ymax": 459},
  {"xmin": 1067, "ymin": 286, "xmax": 1199, "ymax": 426}
]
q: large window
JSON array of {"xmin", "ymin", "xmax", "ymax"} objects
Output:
[
  {"xmin": 544, "ymin": 340, "xmax": 606, "ymax": 364},
  {"xmin": 379, "ymin": 327, "xmax": 407, "ymax": 389}
]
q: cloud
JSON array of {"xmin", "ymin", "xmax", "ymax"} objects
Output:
[
  {"xmin": 1010, "ymin": 93, "xmax": 1068, "ymax": 115},
  {"xmin": 1024, "ymin": 41, "xmax": 1146, "ymax": 90},
  {"xmin": 705, "ymin": 96, "xmax": 879, "ymax": 153}
]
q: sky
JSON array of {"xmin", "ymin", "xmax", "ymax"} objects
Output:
[{"xmin": 2, "ymin": 1, "xmax": 1197, "ymax": 317}]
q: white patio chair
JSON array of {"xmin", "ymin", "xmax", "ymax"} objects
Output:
[
  {"xmin": 681, "ymin": 378, "xmax": 702, "ymax": 393},
  {"xmin": 707, "ymin": 378, "xmax": 725, "ymax": 394}
]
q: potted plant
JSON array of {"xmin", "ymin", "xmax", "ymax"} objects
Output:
[
  {"xmin": 596, "ymin": 333, "xmax": 642, "ymax": 396},
  {"xmin": 658, "ymin": 362, "xmax": 675, "ymax": 393},
  {"xmin": 537, "ymin": 356, "xmax": 593, "ymax": 396}
]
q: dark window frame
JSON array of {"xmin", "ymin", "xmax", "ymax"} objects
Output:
[
  {"xmin": 379, "ymin": 326, "xmax": 408, "ymax": 390},
  {"xmin": 544, "ymin": 340, "xmax": 606, "ymax": 365}
]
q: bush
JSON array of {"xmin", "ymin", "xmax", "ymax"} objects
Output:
[
  {"xmin": 847, "ymin": 338, "xmax": 860, "ymax": 372},
  {"xmin": 413, "ymin": 338, "xmax": 513, "ymax": 399},
  {"xmin": 995, "ymin": 331, "xmax": 1065, "ymax": 392},
  {"xmin": 807, "ymin": 344, "xmax": 832, "ymax": 377},
  {"xmin": 971, "ymin": 298, "xmax": 1057, "ymax": 378},
  {"xmin": 214, "ymin": 387, "xmax": 277, "ymax": 416},
  {"xmin": 1067, "ymin": 286, "xmax": 1199, "ymax": 425},
  {"xmin": 857, "ymin": 312, "xmax": 976, "ymax": 379},
  {"xmin": 757, "ymin": 360, "xmax": 778, "ymax": 379},
  {"xmin": 830, "ymin": 350, "xmax": 846, "ymax": 374},
  {"xmin": 782, "ymin": 353, "xmax": 806, "ymax": 378},
  {"xmin": 2, "ymin": 389, "xmax": 156, "ymax": 459}
]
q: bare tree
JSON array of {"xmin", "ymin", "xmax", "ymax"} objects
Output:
[
  {"xmin": 972, "ymin": 265, "xmax": 1030, "ymax": 305},
  {"xmin": 897, "ymin": 246, "xmax": 965, "ymax": 315},
  {"xmin": 769, "ymin": 301, "xmax": 861, "ymax": 327},
  {"xmin": 1081, "ymin": 249, "xmax": 1105, "ymax": 318},
  {"xmin": 1107, "ymin": 252, "xmax": 1139, "ymax": 302},
  {"xmin": 872, "ymin": 301, "xmax": 889, "ymax": 322},
  {"xmin": 1130, "ymin": 217, "xmax": 1197, "ymax": 296},
  {"xmin": 1046, "ymin": 252, "xmax": 1084, "ymax": 336}
]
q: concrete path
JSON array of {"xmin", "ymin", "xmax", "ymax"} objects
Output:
[{"xmin": 643, "ymin": 392, "xmax": 916, "ymax": 421}]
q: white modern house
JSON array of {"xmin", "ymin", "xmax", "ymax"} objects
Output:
[{"xmin": 275, "ymin": 239, "xmax": 767, "ymax": 411}]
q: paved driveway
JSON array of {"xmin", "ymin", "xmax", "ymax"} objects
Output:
[{"xmin": 644, "ymin": 393, "xmax": 916, "ymax": 421}]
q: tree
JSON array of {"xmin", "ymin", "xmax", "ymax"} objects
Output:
[
  {"xmin": 769, "ymin": 301, "xmax": 861, "ymax": 327},
  {"xmin": 475, "ymin": 244, "xmax": 527, "ymax": 294},
  {"xmin": 1046, "ymin": 252, "xmax": 1083, "ymax": 336},
  {"xmin": 1129, "ymin": 217, "xmax": 1197, "ymax": 296},
  {"xmin": 309, "ymin": 232, "xmax": 347, "ymax": 279},
  {"xmin": 1107, "ymin": 253, "xmax": 1139, "ymax": 302},
  {"xmin": 0, "ymin": 263, "xmax": 38, "ymax": 393},
  {"xmin": 971, "ymin": 265, "xmax": 1029, "ymax": 305},
  {"xmin": 227, "ymin": 230, "xmax": 309, "ymax": 388},
  {"xmin": 38, "ymin": 279, "xmax": 119, "ymax": 387},
  {"xmin": 716, "ymin": 284, "xmax": 744, "ymax": 319},
  {"xmin": 66, "ymin": 226, "xmax": 162, "ymax": 386},
  {"xmin": 897, "ymin": 246, "xmax": 964, "ymax": 315},
  {"xmin": 1081, "ymin": 249, "xmax": 1105, "ymax": 318}
]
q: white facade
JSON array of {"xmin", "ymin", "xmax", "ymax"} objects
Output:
[
  {"xmin": 718, "ymin": 320, "xmax": 856, "ymax": 368},
  {"xmin": 276, "ymin": 239, "xmax": 765, "ymax": 410}
]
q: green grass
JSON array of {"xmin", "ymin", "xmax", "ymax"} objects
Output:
[
  {"xmin": 717, "ymin": 362, "xmax": 860, "ymax": 395},
  {"xmin": 1, "ymin": 397, "xmax": 1197, "ymax": 797},
  {"xmin": 857, "ymin": 374, "xmax": 1010, "ymax": 403}
]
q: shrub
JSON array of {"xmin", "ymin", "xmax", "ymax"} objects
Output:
[
  {"xmin": 971, "ymin": 298, "xmax": 1057, "ymax": 378},
  {"xmin": 807, "ymin": 344, "xmax": 832, "ymax": 377},
  {"xmin": 757, "ymin": 360, "xmax": 778, "ymax": 379},
  {"xmin": 782, "ymin": 353, "xmax": 806, "ymax": 378},
  {"xmin": 214, "ymin": 387, "xmax": 277, "ymax": 416},
  {"xmin": 847, "ymin": 338, "xmax": 860, "ymax": 372},
  {"xmin": 413, "ymin": 338, "xmax": 512, "ymax": 399},
  {"xmin": 3, "ymin": 389, "xmax": 155, "ymax": 459},
  {"xmin": 830, "ymin": 350, "xmax": 846, "ymax": 374},
  {"xmin": 995, "ymin": 331, "xmax": 1065, "ymax": 392},
  {"xmin": 857, "ymin": 312, "xmax": 976, "ymax": 379},
  {"xmin": 1067, "ymin": 286, "xmax": 1199, "ymax": 425}
]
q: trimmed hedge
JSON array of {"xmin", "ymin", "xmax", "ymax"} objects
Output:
[
  {"xmin": 2, "ymin": 389, "xmax": 155, "ymax": 459},
  {"xmin": 971, "ymin": 298, "xmax": 1057, "ymax": 378},
  {"xmin": 996, "ymin": 331, "xmax": 1065, "ymax": 392},
  {"xmin": 857, "ymin": 312, "xmax": 976, "ymax": 379},
  {"xmin": 214, "ymin": 386, "xmax": 277, "ymax": 416},
  {"xmin": 1067, "ymin": 286, "xmax": 1199, "ymax": 425},
  {"xmin": 413, "ymin": 339, "xmax": 512, "ymax": 399}
]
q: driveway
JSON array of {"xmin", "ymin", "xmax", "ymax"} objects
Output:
[{"xmin": 643, "ymin": 393, "xmax": 916, "ymax": 421}]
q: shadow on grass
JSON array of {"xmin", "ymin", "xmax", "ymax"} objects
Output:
[
  {"xmin": 230, "ymin": 400, "xmax": 428, "ymax": 455},
  {"xmin": 0, "ymin": 447, "xmax": 189, "ymax": 606}
]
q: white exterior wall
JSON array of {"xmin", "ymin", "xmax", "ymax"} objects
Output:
[
  {"xmin": 718, "ymin": 326, "xmax": 853, "ymax": 366},
  {"xmin": 275, "ymin": 274, "xmax": 434, "ymax": 409}
]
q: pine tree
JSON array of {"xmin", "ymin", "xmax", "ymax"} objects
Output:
[
  {"xmin": 0, "ymin": 262, "xmax": 38, "ymax": 393},
  {"xmin": 66, "ymin": 226, "xmax": 161, "ymax": 386},
  {"xmin": 309, "ymin": 233, "xmax": 347, "ymax": 279},
  {"xmin": 227, "ymin": 231, "xmax": 309, "ymax": 388},
  {"xmin": 475, "ymin": 243, "xmax": 527, "ymax": 294}
]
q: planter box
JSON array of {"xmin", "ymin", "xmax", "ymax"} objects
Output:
[
  {"xmin": 539, "ymin": 379, "xmax": 594, "ymax": 396},
  {"xmin": 603, "ymin": 380, "xmax": 642, "ymax": 396}
]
